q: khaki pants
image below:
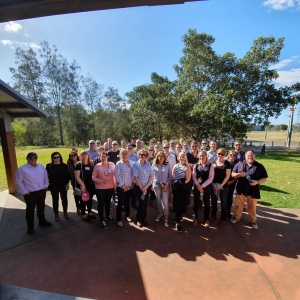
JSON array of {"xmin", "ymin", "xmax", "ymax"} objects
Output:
[{"xmin": 234, "ymin": 194, "xmax": 257, "ymax": 222}]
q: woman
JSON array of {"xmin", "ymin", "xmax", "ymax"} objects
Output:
[
  {"xmin": 92, "ymin": 151, "xmax": 115, "ymax": 229},
  {"xmin": 171, "ymin": 152, "xmax": 191, "ymax": 232},
  {"xmin": 175, "ymin": 143, "xmax": 183, "ymax": 163},
  {"xmin": 183, "ymin": 143, "xmax": 189, "ymax": 154},
  {"xmin": 226, "ymin": 150, "xmax": 238, "ymax": 218},
  {"xmin": 147, "ymin": 147, "xmax": 155, "ymax": 165},
  {"xmin": 154, "ymin": 144, "xmax": 161, "ymax": 157},
  {"xmin": 75, "ymin": 151, "xmax": 95, "ymax": 222},
  {"xmin": 211, "ymin": 148, "xmax": 231, "ymax": 226},
  {"xmin": 103, "ymin": 142, "xmax": 109, "ymax": 152},
  {"xmin": 192, "ymin": 151, "xmax": 214, "ymax": 227},
  {"xmin": 152, "ymin": 151, "xmax": 172, "ymax": 227},
  {"xmin": 133, "ymin": 149, "xmax": 153, "ymax": 227},
  {"xmin": 67, "ymin": 151, "xmax": 80, "ymax": 215},
  {"xmin": 46, "ymin": 152, "xmax": 71, "ymax": 221},
  {"xmin": 115, "ymin": 149, "xmax": 134, "ymax": 227}
]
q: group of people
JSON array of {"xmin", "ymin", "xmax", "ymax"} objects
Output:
[{"xmin": 15, "ymin": 137, "xmax": 268, "ymax": 234}]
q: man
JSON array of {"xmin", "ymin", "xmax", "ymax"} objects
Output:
[
  {"xmin": 135, "ymin": 139, "xmax": 143, "ymax": 153},
  {"xmin": 207, "ymin": 140, "xmax": 218, "ymax": 164},
  {"xmin": 86, "ymin": 140, "xmax": 98, "ymax": 160},
  {"xmin": 234, "ymin": 140, "xmax": 245, "ymax": 162},
  {"xmin": 95, "ymin": 140, "xmax": 101, "ymax": 148},
  {"xmin": 150, "ymin": 138, "xmax": 156, "ymax": 147},
  {"xmin": 127, "ymin": 143, "xmax": 138, "ymax": 162},
  {"xmin": 231, "ymin": 150, "xmax": 268, "ymax": 229},
  {"xmin": 15, "ymin": 152, "xmax": 52, "ymax": 234},
  {"xmin": 108, "ymin": 141, "xmax": 120, "ymax": 164},
  {"xmin": 200, "ymin": 139, "xmax": 208, "ymax": 151},
  {"xmin": 169, "ymin": 140, "xmax": 177, "ymax": 155},
  {"xmin": 120, "ymin": 139, "xmax": 127, "ymax": 151},
  {"xmin": 107, "ymin": 137, "xmax": 113, "ymax": 151}
]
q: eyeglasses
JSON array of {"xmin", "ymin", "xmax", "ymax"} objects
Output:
[
  {"xmin": 53, "ymin": 156, "xmax": 60, "ymax": 159},
  {"xmin": 217, "ymin": 153, "xmax": 224, "ymax": 156},
  {"xmin": 140, "ymin": 154, "xmax": 146, "ymax": 156}
]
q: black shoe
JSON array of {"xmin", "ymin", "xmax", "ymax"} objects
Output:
[
  {"xmin": 39, "ymin": 220, "xmax": 52, "ymax": 227},
  {"xmin": 89, "ymin": 214, "xmax": 96, "ymax": 220},
  {"xmin": 27, "ymin": 228, "xmax": 34, "ymax": 234},
  {"xmin": 82, "ymin": 216, "xmax": 91, "ymax": 222},
  {"xmin": 142, "ymin": 220, "xmax": 148, "ymax": 227},
  {"xmin": 106, "ymin": 215, "xmax": 115, "ymax": 223},
  {"xmin": 176, "ymin": 223, "xmax": 183, "ymax": 233}
]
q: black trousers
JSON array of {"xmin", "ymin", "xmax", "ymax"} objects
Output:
[
  {"xmin": 116, "ymin": 187, "xmax": 131, "ymax": 221},
  {"xmin": 49, "ymin": 185, "xmax": 68, "ymax": 214},
  {"xmin": 95, "ymin": 188, "xmax": 114, "ymax": 222},
  {"xmin": 135, "ymin": 184, "xmax": 151, "ymax": 223},
  {"xmin": 24, "ymin": 189, "xmax": 47, "ymax": 229},
  {"xmin": 172, "ymin": 179, "xmax": 188, "ymax": 223}
]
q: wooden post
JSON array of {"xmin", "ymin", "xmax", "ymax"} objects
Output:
[{"xmin": 0, "ymin": 112, "xmax": 18, "ymax": 193}]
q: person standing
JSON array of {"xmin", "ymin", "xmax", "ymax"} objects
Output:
[
  {"xmin": 133, "ymin": 149, "xmax": 153, "ymax": 227},
  {"xmin": 234, "ymin": 140, "xmax": 245, "ymax": 162},
  {"xmin": 207, "ymin": 140, "xmax": 218, "ymax": 164},
  {"xmin": 67, "ymin": 151, "xmax": 81, "ymax": 215},
  {"xmin": 115, "ymin": 149, "xmax": 134, "ymax": 227},
  {"xmin": 75, "ymin": 151, "xmax": 95, "ymax": 222},
  {"xmin": 231, "ymin": 150, "xmax": 268, "ymax": 229},
  {"xmin": 152, "ymin": 151, "xmax": 172, "ymax": 227},
  {"xmin": 172, "ymin": 152, "xmax": 191, "ymax": 232},
  {"xmin": 192, "ymin": 151, "xmax": 214, "ymax": 227},
  {"xmin": 226, "ymin": 150, "xmax": 238, "ymax": 218},
  {"xmin": 92, "ymin": 151, "xmax": 115, "ymax": 229},
  {"xmin": 46, "ymin": 152, "xmax": 71, "ymax": 222},
  {"xmin": 211, "ymin": 148, "xmax": 231, "ymax": 226},
  {"xmin": 86, "ymin": 140, "xmax": 98, "ymax": 160},
  {"xmin": 15, "ymin": 152, "xmax": 52, "ymax": 234},
  {"xmin": 108, "ymin": 141, "xmax": 120, "ymax": 164}
]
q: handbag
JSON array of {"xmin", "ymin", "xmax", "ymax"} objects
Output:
[
  {"xmin": 73, "ymin": 163, "xmax": 84, "ymax": 196},
  {"xmin": 74, "ymin": 187, "xmax": 82, "ymax": 196}
]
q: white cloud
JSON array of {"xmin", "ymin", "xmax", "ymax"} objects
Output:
[
  {"xmin": 271, "ymin": 58, "xmax": 293, "ymax": 69},
  {"xmin": 275, "ymin": 68, "xmax": 300, "ymax": 86},
  {"xmin": 2, "ymin": 21, "xmax": 23, "ymax": 32},
  {"xmin": 15, "ymin": 41, "xmax": 40, "ymax": 49},
  {"xmin": 1, "ymin": 40, "xmax": 13, "ymax": 46},
  {"xmin": 263, "ymin": 0, "xmax": 300, "ymax": 10}
]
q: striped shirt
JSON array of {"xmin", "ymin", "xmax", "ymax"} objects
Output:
[
  {"xmin": 115, "ymin": 160, "xmax": 134, "ymax": 188},
  {"xmin": 133, "ymin": 160, "xmax": 153, "ymax": 187},
  {"xmin": 173, "ymin": 163, "xmax": 188, "ymax": 180},
  {"xmin": 152, "ymin": 163, "xmax": 172, "ymax": 188}
]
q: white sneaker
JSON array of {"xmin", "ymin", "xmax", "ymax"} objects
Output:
[
  {"xmin": 117, "ymin": 221, "xmax": 123, "ymax": 228},
  {"xmin": 126, "ymin": 216, "xmax": 132, "ymax": 222},
  {"xmin": 231, "ymin": 216, "xmax": 239, "ymax": 224},
  {"xmin": 164, "ymin": 221, "xmax": 169, "ymax": 228},
  {"xmin": 251, "ymin": 222, "xmax": 258, "ymax": 230}
]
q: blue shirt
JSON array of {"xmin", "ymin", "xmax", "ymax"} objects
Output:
[
  {"xmin": 133, "ymin": 160, "xmax": 153, "ymax": 187},
  {"xmin": 152, "ymin": 163, "xmax": 172, "ymax": 188}
]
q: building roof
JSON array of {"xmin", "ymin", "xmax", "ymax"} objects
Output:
[
  {"xmin": 0, "ymin": 0, "xmax": 201, "ymax": 23},
  {"xmin": 0, "ymin": 79, "xmax": 48, "ymax": 118}
]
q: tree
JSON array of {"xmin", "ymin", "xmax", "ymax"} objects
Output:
[{"xmin": 40, "ymin": 41, "xmax": 81, "ymax": 145}]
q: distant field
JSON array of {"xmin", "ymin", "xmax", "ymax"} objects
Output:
[{"xmin": 246, "ymin": 130, "xmax": 300, "ymax": 146}]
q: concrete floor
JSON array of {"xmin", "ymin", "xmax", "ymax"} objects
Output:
[{"xmin": 0, "ymin": 190, "xmax": 300, "ymax": 300}]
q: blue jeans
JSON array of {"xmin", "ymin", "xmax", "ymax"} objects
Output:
[{"xmin": 154, "ymin": 185, "xmax": 169, "ymax": 217}]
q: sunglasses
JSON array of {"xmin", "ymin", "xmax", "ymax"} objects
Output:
[
  {"xmin": 229, "ymin": 154, "xmax": 236, "ymax": 156},
  {"xmin": 28, "ymin": 156, "xmax": 37, "ymax": 160},
  {"xmin": 53, "ymin": 156, "xmax": 60, "ymax": 159},
  {"xmin": 217, "ymin": 153, "xmax": 224, "ymax": 156},
  {"xmin": 202, "ymin": 143, "xmax": 207, "ymax": 145},
  {"xmin": 163, "ymin": 146, "xmax": 169, "ymax": 149},
  {"xmin": 90, "ymin": 142, "xmax": 95, "ymax": 144},
  {"xmin": 70, "ymin": 155, "xmax": 77, "ymax": 157},
  {"xmin": 140, "ymin": 154, "xmax": 147, "ymax": 156}
]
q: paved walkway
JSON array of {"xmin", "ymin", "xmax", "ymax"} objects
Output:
[{"xmin": 0, "ymin": 190, "xmax": 300, "ymax": 299}]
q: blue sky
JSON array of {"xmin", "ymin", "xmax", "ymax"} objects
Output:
[{"xmin": 0, "ymin": 0, "xmax": 300, "ymax": 125}]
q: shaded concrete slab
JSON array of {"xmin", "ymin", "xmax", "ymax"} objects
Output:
[{"xmin": 0, "ymin": 191, "xmax": 300, "ymax": 299}]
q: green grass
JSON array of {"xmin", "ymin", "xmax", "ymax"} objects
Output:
[{"xmin": 0, "ymin": 145, "xmax": 299, "ymax": 209}]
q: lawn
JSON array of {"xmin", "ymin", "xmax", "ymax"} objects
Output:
[{"xmin": 0, "ymin": 143, "xmax": 299, "ymax": 209}]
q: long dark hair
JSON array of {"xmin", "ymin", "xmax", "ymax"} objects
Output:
[
  {"xmin": 67, "ymin": 151, "xmax": 79, "ymax": 166},
  {"xmin": 51, "ymin": 152, "xmax": 63, "ymax": 163}
]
